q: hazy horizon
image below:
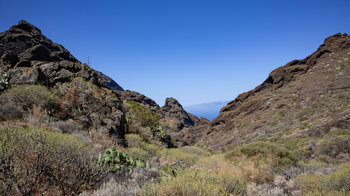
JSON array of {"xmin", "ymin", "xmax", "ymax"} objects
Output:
[
  {"xmin": 1, "ymin": 0, "xmax": 350, "ymax": 106},
  {"xmin": 184, "ymin": 100, "xmax": 229, "ymax": 121}
]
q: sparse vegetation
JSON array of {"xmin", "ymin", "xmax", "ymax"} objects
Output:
[
  {"xmin": 140, "ymin": 169, "xmax": 247, "ymax": 196},
  {"xmin": 0, "ymin": 103, "xmax": 22, "ymax": 121},
  {"xmin": 225, "ymin": 141, "xmax": 299, "ymax": 172},
  {"xmin": 295, "ymin": 163, "xmax": 350, "ymax": 194},
  {"xmin": 0, "ymin": 124, "xmax": 106, "ymax": 195},
  {"xmin": 0, "ymin": 20, "xmax": 349, "ymax": 196},
  {"xmin": 125, "ymin": 101, "xmax": 161, "ymax": 128},
  {"xmin": 0, "ymin": 84, "xmax": 60, "ymax": 114}
]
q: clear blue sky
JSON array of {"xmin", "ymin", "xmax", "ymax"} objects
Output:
[{"xmin": 1, "ymin": 0, "xmax": 350, "ymax": 106}]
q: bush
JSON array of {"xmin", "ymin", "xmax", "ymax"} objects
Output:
[
  {"xmin": 180, "ymin": 146, "xmax": 211, "ymax": 157},
  {"xmin": 0, "ymin": 124, "xmax": 106, "ymax": 195},
  {"xmin": 126, "ymin": 148, "xmax": 151, "ymax": 161},
  {"xmin": 84, "ymin": 167, "xmax": 159, "ymax": 196},
  {"xmin": 315, "ymin": 134, "xmax": 350, "ymax": 159},
  {"xmin": 295, "ymin": 163, "xmax": 350, "ymax": 194},
  {"xmin": 125, "ymin": 101, "xmax": 160, "ymax": 128},
  {"xmin": 141, "ymin": 142, "xmax": 159, "ymax": 157},
  {"xmin": 247, "ymin": 175, "xmax": 299, "ymax": 196},
  {"xmin": 225, "ymin": 141, "xmax": 298, "ymax": 172},
  {"xmin": 125, "ymin": 133, "xmax": 160, "ymax": 158},
  {"xmin": 140, "ymin": 169, "xmax": 247, "ymax": 196},
  {"xmin": 0, "ymin": 103, "xmax": 22, "ymax": 121},
  {"xmin": 159, "ymin": 148, "xmax": 197, "ymax": 168},
  {"xmin": 52, "ymin": 120, "xmax": 81, "ymax": 133},
  {"xmin": 1, "ymin": 85, "xmax": 59, "ymax": 113},
  {"xmin": 126, "ymin": 134, "xmax": 144, "ymax": 148}
]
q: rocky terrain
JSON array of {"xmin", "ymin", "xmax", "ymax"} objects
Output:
[
  {"xmin": 0, "ymin": 20, "xmax": 198, "ymax": 146},
  {"xmin": 1, "ymin": 20, "xmax": 349, "ymax": 196}
]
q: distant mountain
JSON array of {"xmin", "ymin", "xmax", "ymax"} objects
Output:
[{"xmin": 184, "ymin": 101, "xmax": 229, "ymax": 121}]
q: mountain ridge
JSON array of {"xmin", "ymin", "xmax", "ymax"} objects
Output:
[{"xmin": 178, "ymin": 33, "xmax": 350, "ymax": 150}]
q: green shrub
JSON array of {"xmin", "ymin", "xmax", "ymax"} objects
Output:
[
  {"xmin": 0, "ymin": 103, "xmax": 22, "ymax": 121},
  {"xmin": 160, "ymin": 148, "xmax": 197, "ymax": 168},
  {"xmin": 126, "ymin": 134, "xmax": 144, "ymax": 148},
  {"xmin": 0, "ymin": 124, "xmax": 105, "ymax": 195},
  {"xmin": 125, "ymin": 133, "xmax": 160, "ymax": 157},
  {"xmin": 159, "ymin": 164, "xmax": 178, "ymax": 180},
  {"xmin": 225, "ymin": 141, "xmax": 298, "ymax": 171},
  {"xmin": 141, "ymin": 142, "xmax": 159, "ymax": 157},
  {"xmin": 140, "ymin": 169, "xmax": 247, "ymax": 196},
  {"xmin": 180, "ymin": 146, "xmax": 211, "ymax": 157},
  {"xmin": 125, "ymin": 101, "xmax": 160, "ymax": 128},
  {"xmin": 315, "ymin": 135, "xmax": 350, "ymax": 159},
  {"xmin": 1, "ymin": 84, "xmax": 59, "ymax": 113},
  {"xmin": 296, "ymin": 163, "xmax": 350, "ymax": 194},
  {"xmin": 126, "ymin": 147, "xmax": 150, "ymax": 161}
]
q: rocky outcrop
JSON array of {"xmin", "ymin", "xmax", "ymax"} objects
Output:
[
  {"xmin": 173, "ymin": 117, "xmax": 210, "ymax": 146},
  {"xmin": 159, "ymin": 97, "xmax": 199, "ymax": 133},
  {"xmin": 119, "ymin": 91, "xmax": 199, "ymax": 134},
  {"xmin": 0, "ymin": 20, "xmax": 124, "ymax": 91},
  {"xmin": 0, "ymin": 20, "xmax": 77, "ymax": 62},
  {"xmin": 96, "ymin": 70, "xmax": 124, "ymax": 91},
  {"xmin": 0, "ymin": 20, "xmax": 127, "ymax": 143}
]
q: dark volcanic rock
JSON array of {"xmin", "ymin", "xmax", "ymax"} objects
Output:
[
  {"xmin": 96, "ymin": 70, "xmax": 124, "ymax": 91},
  {"xmin": 1, "ymin": 53, "xmax": 19, "ymax": 68},
  {"xmin": 0, "ymin": 20, "xmax": 77, "ymax": 62},
  {"xmin": 0, "ymin": 20, "xmax": 127, "ymax": 144},
  {"xmin": 8, "ymin": 66, "xmax": 45, "ymax": 85},
  {"xmin": 176, "ymin": 117, "xmax": 211, "ymax": 146},
  {"xmin": 159, "ymin": 97, "xmax": 199, "ymax": 132},
  {"xmin": 0, "ymin": 21, "xmax": 124, "ymax": 91},
  {"xmin": 19, "ymin": 44, "xmax": 52, "ymax": 61}
]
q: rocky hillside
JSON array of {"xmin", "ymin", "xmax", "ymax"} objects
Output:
[
  {"xmin": 1, "ymin": 20, "xmax": 350, "ymax": 196},
  {"xmin": 181, "ymin": 33, "xmax": 350, "ymax": 151},
  {"xmin": 0, "ymin": 20, "xmax": 197, "ymax": 146},
  {"xmin": 0, "ymin": 20, "xmax": 130, "ymax": 144}
]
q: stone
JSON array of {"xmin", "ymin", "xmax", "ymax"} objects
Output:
[{"xmin": 1, "ymin": 53, "xmax": 19, "ymax": 68}]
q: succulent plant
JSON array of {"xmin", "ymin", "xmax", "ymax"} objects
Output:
[{"xmin": 98, "ymin": 147, "xmax": 150, "ymax": 172}]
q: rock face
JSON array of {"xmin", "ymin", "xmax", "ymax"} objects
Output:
[
  {"xmin": 0, "ymin": 20, "xmax": 77, "ymax": 62},
  {"xmin": 0, "ymin": 20, "xmax": 123, "ymax": 90},
  {"xmin": 181, "ymin": 33, "xmax": 350, "ymax": 150},
  {"xmin": 0, "ymin": 20, "xmax": 127, "ymax": 143},
  {"xmin": 96, "ymin": 70, "xmax": 124, "ymax": 91},
  {"xmin": 159, "ymin": 97, "xmax": 199, "ymax": 132}
]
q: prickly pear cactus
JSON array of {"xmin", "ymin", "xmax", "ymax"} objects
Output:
[{"xmin": 98, "ymin": 147, "xmax": 150, "ymax": 172}]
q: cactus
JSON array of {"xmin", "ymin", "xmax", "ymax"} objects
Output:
[
  {"xmin": 160, "ymin": 164, "xmax": 178, "ymax": 181},
  {"xmin": 98, "ymin": 147, "xmax": 149, "ymax": 172}
]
